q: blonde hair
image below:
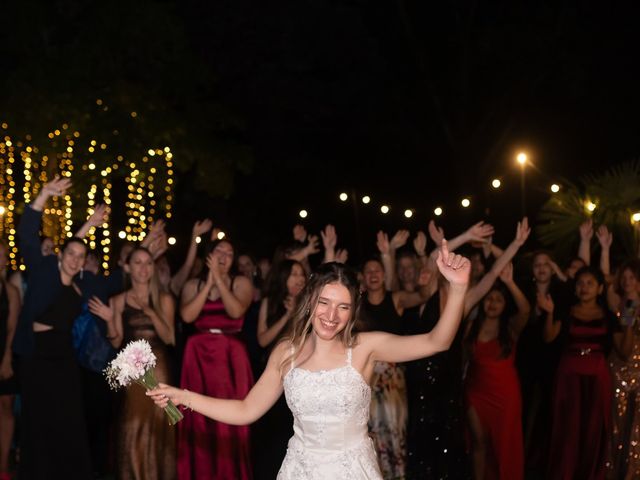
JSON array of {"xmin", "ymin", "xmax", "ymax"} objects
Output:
[{"xmin": 279, "ymin": 262, "xmax": 362, "ymax": 376}]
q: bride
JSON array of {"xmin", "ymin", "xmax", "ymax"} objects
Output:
[{"xmin": 148, "ymin": 241, "xmax": 469, "ymax": 479}]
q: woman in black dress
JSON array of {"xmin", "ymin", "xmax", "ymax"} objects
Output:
[{"xmin": 14, "ymin": 177, "xmax": 92, "ymax": 479}]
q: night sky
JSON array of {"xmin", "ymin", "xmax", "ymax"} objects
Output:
[{"xmin": 2, "ymin": 0, "xmax": 640, "ymax": 263}]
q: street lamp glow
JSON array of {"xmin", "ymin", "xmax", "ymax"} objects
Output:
[
  {"xmin": 434, "ymin": 207, "xmax": 443, "ymax": 216},
  {"xmin": 586, "ymin": 202, "xmax": 597, "ymax": 212},
  {"xmin": 168, "ymin": 237, "xmax": 177, "ymax": 245},
  {"xmin": 461, "ymin": 198, "xmax": 471, "ymax": 208},
  {"xmin": 491, "ymin": 179, "xmax": 501, "ymax": 189},
  {"xmin": 632, "ymin": 213, "xmax": 640, "ymax": 223},
  {"xmin": 550, "ymin": 184, "xmax": 560, "ymax": 193},
  {"xmin": 516, "ymin": 152, "xmax": 527, "ymax": 165},
  {"xmin": 299, "ymin": 209, "xmax": 308, "ymax": 218},
  {"xmin": 362, "ymin": 196, "xmax": 371, "ymax": 204},
  {"xmin": 217, "ymin": 231, "xmax": 226, "ymax": 240},
  {"xmin": 339, "ymin": 192, "xmax": 348, "ymax": 201},
  {"xmin": 380, "ymin": 205, "xmax": 389, "ymax": 214}
]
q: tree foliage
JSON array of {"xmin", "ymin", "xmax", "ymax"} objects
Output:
[{"xmin": 537, "ymin": 161, "xmax": 640, "ymax": 261}]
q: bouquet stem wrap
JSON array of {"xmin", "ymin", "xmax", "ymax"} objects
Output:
[{"xmin": 136, "ymin": 369, "xmax": 183, "ymax": 425}]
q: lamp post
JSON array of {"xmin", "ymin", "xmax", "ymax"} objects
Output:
[{"xmin": 516, "ymin": 152, "xmax": 527, "ymax": 216}]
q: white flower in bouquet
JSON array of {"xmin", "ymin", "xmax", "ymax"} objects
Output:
[{"xmin": 104, "ymin": 339, "xmax": 182, "ymax": 425}]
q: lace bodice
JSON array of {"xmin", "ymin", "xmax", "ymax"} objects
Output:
[{"xmin": 277, "ymin": 348, "xmax": 382, "ymax": 479}]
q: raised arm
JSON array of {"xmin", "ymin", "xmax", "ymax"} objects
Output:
[
  {"xmin": 498, "ymin": 263, "xmax": 531, "ymax": 336},
  {"xmin": 320, "ymin": 224, "xmax": 337, "ymax": 263},
  {"xmin": 257, "ymin": 297, "xmax": 293, "ymax": 348},
  {"xmin": 169, "ymin": 219, "xmax": 212, "ymax": 296},
  {"xmin": 595, "ymin": 225, "xmax": 612, "ymax": 278},
  {"xmin": 376, "ymin": 231, "xmax": 397, "ymax": 291},
  {"xmin": 464, "ymin": 217, "xmax": 530, "ymax": 314},
  {"xmin": 364, "ymin": 240, "xmax": 470, "ymax": 363},
  {"xmin": 578, "ymin": 219, "xmax": 593, "ymax": 266},
  {"xmin": 147, "ymin": 339, "xmax": 288, "ymax": 425},
  {"xmin": 19, "ymin": 176, "xmax": 72, "ymax": 269},
  {"xmin": 540, "ymin": 293, "xmax": 561, "ymax": 343},
  {"xmin": 88, "ymin": 295, "xmax": 121, "ymax": 348},
  {"xmin": 74, "ymin": 204, "xmax": 108, "ymax": 239}
]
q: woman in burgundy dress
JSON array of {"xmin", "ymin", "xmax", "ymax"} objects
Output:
[
  {"xmin": 464, "ymin": 263, "xmax": 530, "ymax": 480},
  {"xmin": 543, "ymin": 266, "xmax": 619, "ymax": 480},
  {"xmin": 178, "ymin": 239, "xmax": 254, "ymax": 479}
]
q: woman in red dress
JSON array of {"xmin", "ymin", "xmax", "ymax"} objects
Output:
[
  {"xmin": 543, "ymin": 266, "xmax": 619, "ymax": 480},
  {"xmin": 178, "ymin": 239, "xmax": 254, "ymax": 480},
  {"xmin": 464, "ymin": 263, "xmax": 530, "ymax": 480}
]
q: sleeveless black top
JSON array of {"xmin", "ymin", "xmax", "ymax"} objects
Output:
[
  {"xmin": 362, "ymin": 291, "xmax": 403, "ymax": 334},
  {"xmin": 34, "ymin": 284, "xmax": 82, "ymax": 331}
]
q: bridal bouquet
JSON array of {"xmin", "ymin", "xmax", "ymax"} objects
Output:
[{"xmin": 104, "ymin": 339, "xmax": 183, "ymax": 425}]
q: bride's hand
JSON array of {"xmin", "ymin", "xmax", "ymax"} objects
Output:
[{"xmin": 146, "ymin": 383, "xmax": 184, "ymax": 408}]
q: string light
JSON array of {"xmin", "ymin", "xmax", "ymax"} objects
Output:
[
  {"xmin": 491, "ymin": 179, "xmax": 501, "ymax": 189},
  {"xmin": 339, "ymin": 193, "xmax": 348, "ymax": 201},
  {"xmin": 434, "ymin": 207, "xmax": 443, "ymax": 216},
  {"xmin": 299, "ymin": 209, "xmax": 308, "ymax": 218},
  {"xmin": 550, "ymin": 184, "xmax": 560, "ymax": 193},
  {"xmin": 380, "ymin": 205, "xmax": 389, "ymax": 214},
  {"xmin": 0, "ymin": 120, "xmax": 175, "ymax": 271},
  {"xmin": 362, "ymin": 195, "xmax": 371, "ymax": 204},
  {"xmin": 461, "ymin": 198, "xmax": 471, "ymax": 208},
  {"xmin": 404, "ymin": 209, "xmax": 413, "ymax": 218}
]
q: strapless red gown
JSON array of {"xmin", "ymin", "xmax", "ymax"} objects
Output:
[{"xmin": 178, "ymin": 298, "xmax": 254, "ymax": 480}]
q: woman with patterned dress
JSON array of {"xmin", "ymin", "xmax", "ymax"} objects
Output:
[
  {"xmin": 360, "ymin": 256, "xmax": 432, "ymax": 479},
  {"xmin": 606, "ymin": 260, "xmax": 640, "ymax": 479},
  {"xmin": 543, "ymin": 267, "xmax": 621, "ymax": 480},
  {"xmin": 178, "ymin": 239, "xmax": 254, "ymax": 479},
  {"xmin": 93, "ymin": 246, "xmax": 176, "ymax": 480},
  {"xmin": 147, "ymin": 243, "xmax": 470, "ymax": 480}
]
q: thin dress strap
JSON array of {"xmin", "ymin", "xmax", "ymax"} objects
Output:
[{"xmin": 346, "ymin": 347, "xmax": 352, "ymax": 366}]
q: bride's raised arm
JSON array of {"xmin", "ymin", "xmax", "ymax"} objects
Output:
[{"xmin": 363, "ymin": 240, "xmax": 470, "ymax": 364}]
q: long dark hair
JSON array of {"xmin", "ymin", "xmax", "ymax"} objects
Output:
[
  {"xmin": 279, "ymin": 262, "xmax": 362, "ymax": 375},
  {"xmin": 466, "ymin": 282, "xmax": 515, "ymax": 358},
  {"xmin": 264, "ymin": 259, "xmax": 304, "ymax": 327}
]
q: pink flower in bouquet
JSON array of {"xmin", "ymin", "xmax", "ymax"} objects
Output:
[{"xmin": 104, "ymin": 339, "xmax": 182, "ymax": 425}]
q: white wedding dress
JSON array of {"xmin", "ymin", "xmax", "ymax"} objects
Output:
[{"xmin": 277, "ymin": 348, "xmax": 383, "ymax": 479}]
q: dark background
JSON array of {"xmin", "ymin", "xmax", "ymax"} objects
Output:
[{"xmin": 2, "ymin": 0, "xmax": 639, "ymax": 264}]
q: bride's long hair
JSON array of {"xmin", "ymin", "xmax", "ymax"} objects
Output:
[{"xmin": 279, "ymin": 262, "xmax": 362, "ymax": 375}]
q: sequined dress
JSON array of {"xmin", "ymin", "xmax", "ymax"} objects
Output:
[
  {"xmin": 278, "ymin": 348, "xmax": 383, "ymax": 479},
  {"xmin": 608, "ymin": 301, "xmax": 640, "ymax": 480},
  {"xmin": 117, "ymin": 300, "xmax": 176, "ymax": 480}
]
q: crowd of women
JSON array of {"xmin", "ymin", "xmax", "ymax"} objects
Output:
[{"xmin": 0, "ymin": 176, "xmax": 639, "ymax": 480}]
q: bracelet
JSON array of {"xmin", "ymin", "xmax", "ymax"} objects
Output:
[{"xmin": 182, "ymin": 389, "xmax": 193, "ymax": 412}]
